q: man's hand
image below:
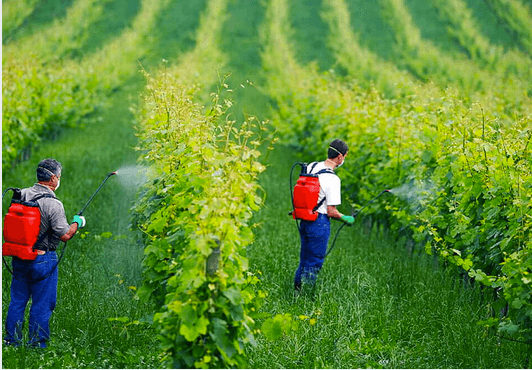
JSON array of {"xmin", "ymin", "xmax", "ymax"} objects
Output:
[
  {"xmin": 340, "ymin": 215, "xmax": 355, "ymax": 225},
  {"xmin": 72, "ymin": 215, "xmax": 86, "ymax": 228}
]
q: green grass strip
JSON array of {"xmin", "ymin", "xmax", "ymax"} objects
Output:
[
  {"xmin": 322, "ymin": 0, "xmax": 424, "ymax": 98},
  {"xmin": 485, "ymin": 0, "xmax": 532, "ymax": 54},
  {"xmin": 431, "ymin": 0, "xmax": 532, "ymax": 80}
]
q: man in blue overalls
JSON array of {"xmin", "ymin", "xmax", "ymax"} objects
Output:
[
  {"xmin": 294, "ymin": 139, "xmax": 354, "ymax": 291},
  {"xmin": 4, "ymin": 158, "xmax": 86, "ymax": 348}
]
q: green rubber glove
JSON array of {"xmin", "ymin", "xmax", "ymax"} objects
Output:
[
  {"xmin": 72, "ymin": 215, "xmax": 86, "ymax": 228},
  {"xmin": 340, "ymin": 215, "xmax": 355, "ymax": 225}
]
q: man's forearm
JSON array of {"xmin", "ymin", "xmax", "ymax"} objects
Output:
[
  {"xmin": 327, "ymin": 205, "xmax": 343, "ymax": 219},
  {"xmin": 60, "ymin": 223, "xmax": 79, "ymax": 242}
]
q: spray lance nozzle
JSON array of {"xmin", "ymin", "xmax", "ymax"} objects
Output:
[
  {"xmin": 351, "ymin": 188, "xmax": 394, "ymax": 218},
  {"xmin": 77, "ymin": 171, "xmax": 118, "ymax": 215}
]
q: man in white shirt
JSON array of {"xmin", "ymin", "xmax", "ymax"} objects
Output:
[{"xmin": 294, "ymin": 139, "xmax": 354, "ymax": 291}]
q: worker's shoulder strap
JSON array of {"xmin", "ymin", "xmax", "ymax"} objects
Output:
[
  {"xmin": 308, "ymin": 162, "xmax": 335, "ymax": 176},
  {"xmin": 308, "ymin": 163, "xmax": 335, "ymax": 212},
  {"xmin": 30, "ymin": 194, "xmax": 58, "ymax": 203},
  {"xmin": 29, "ymin": 193, "xmax": 59, "ymax": 246},
  {"xmin": 9, "ymin": 190, "xmax": 58, "ymax": 206},
  {"xmin": 17, "ymin": 193, "xmax": 59, "ymax": 208}
]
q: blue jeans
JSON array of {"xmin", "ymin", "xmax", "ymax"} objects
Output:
[
  {"xmin": 4, "ymin": 252, "xmax": 58, "ymax": 348},
  {"xmin": 294, "ymin": 214, "xmax": 331, "ymax": 287}
]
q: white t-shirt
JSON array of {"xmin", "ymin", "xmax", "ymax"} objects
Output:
[{"xmin": 308, "ymin": 162, "xmax": 341, "ymax": 214}]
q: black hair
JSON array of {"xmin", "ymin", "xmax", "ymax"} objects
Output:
[
  {"xmin": 328, "ymin": 139, "xmax": 349, "ymax": 159},
  {"xmin": 37, "ymin": 158, "xmax": 62, "ymax": 182}
]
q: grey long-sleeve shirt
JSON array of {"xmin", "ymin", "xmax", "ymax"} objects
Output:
[{"xmin": 21, "ymin": 183, "xmax": 70, "ymax": 251}]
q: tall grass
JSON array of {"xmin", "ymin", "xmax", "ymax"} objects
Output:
[{"xmin": 220, "ymin": 0, "xmax": 269, "ymax": 121}]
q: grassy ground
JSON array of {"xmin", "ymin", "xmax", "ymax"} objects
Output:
[
  {"xmin": 139, "ymin": 0, "xmax": 208, "ymax": 68},
  {"xmin": 220, "ymin": 0, "xmax": 269, "ymax": 121},
  {"xmin": 73, "ymin": 0, "xmax": 142, "ymax": 58},
  {"xmin": 2, "ymin": 0, "xmax": 530, "ymax": 368},
  {"xmin": 462, "ymin": 0, "xmax": 519, "ymax": 49},
  {"xmin": 289, "ymin": 0, "xmax": 336, "ymax": 71},
  {"xmin": 344, "ymin": 0, "xmax": 398, "ymax": 61},
  {"xmin": 403, "ymin": 0, "xmax": 469, "ymax": 56}
]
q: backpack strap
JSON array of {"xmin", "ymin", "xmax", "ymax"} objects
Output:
[
  {"xmin": 30, "ymin": 193, "xmax": 57, "ymax": 202},
  {"xmin": 308, "ymin": 162, "xmax": 319, "ymax": 174},
  {"xmin": 313, "ymin": 197, "xmax": 327, "ymax": 213},
  {"xmin": 29, "ymin": 193, "xmax": 59, "ymax": 251},
  {"xmin": 311, "ymin": 167, "xmax": 336, "ymax": 212},
  {"xmin": 315, "ymin": 168, "xmax": 335, "ymax": 175}
]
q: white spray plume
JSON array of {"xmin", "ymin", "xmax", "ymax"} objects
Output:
[
  {"xmin": 387, "ymin": 180, "xmax": 438, "ymax": 213},
  {"xmin": 114, "ymin": 165, "xmax": 150, "ymax": 188}
]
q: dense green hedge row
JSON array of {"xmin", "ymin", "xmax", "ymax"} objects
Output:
[
  {"xmin": 2, "ymin": 55, "xmax": 100, "ymax": 170},
  {"xmin": 131, "ymin": 0, "xmax": 275, "ymax": 367},
  {"xmin": 2, "ymin": 0, "xmax": 169, "ymax": 173},
  {"xmin": 132, "ymin": 68, "xmax": 269, "ymax": 368},
  {"xmin": 262, "ymin": 0, "xmax": 532, "ymax": 343}
]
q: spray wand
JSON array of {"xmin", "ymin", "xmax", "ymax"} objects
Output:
[
  {"xmin": 325, "ymin": 189, "xmax": 393, "ymax": 257},
  {"xmin": 2, "ymin": 170, "xmax": 118, "ymax": 283},
  {"xmin": 41, "ymin": 171, "xmax": 117, "ymax": 280},
  {"xmin": 77, "ymin": 171, "xmax": 117, "ymax": 215}
]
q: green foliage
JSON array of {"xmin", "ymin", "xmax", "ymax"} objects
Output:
[
  {"xmin": 1, "ymin": 0, "xmax": 40, "ymax": 42},
  {"xmin": 2, "ymin": 54, "xmax": 101, "ymax": 172},
  {"xmin": 261, "ymin": 313, "xmax": 298, "ymax": 340},
  {"xmin": 430, "ymin": 0, "xmax": 532, "ymax": 81},
  {"xmin": 132, "ymin": 69, "xmax": 272, "ymax": 368},
  {"xmin": 261, "ymin": 0, "xmax": 532, "ymax": 343},
  {"xmin": 2, "ymin": 0, "xmax": 171, "ymax": 173}
]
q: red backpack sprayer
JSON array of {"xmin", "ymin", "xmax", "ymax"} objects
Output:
[
  {"xmin": 2, "ymin": 171, "xmax": 117, "ymax": 282},
  {"xmin": 290, "ymin": 162, "xmax": 394, "ymax": 257}
]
